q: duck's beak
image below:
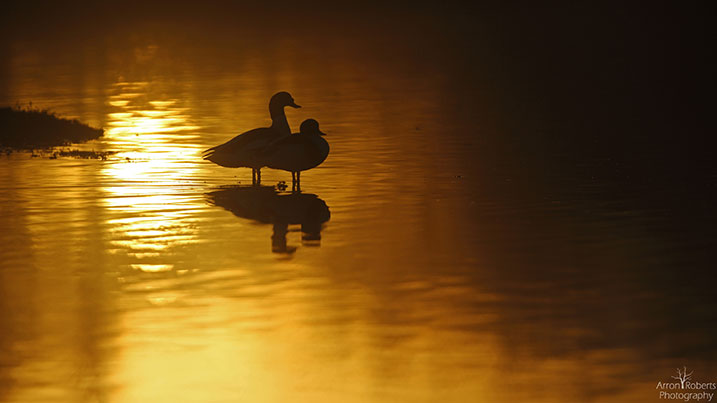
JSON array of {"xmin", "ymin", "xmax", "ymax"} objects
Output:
[
  {"xmin": 289, "ymin": 101, "xmax": 301, "ymax": 108},
  {"xmin": 319, "ymin": 129, "xmax": 327, "ymax": 136}
]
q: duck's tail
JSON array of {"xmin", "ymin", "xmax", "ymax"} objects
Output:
[
  {"xmin": 202, "ymin": 143, "xmax": 237, "ymax": 167},
  {"xmin": 202, "ymin": 145, "xmax": 218, "ymax": 160}
]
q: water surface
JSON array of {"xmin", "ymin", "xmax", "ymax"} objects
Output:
[{"xmin": 1, "ymin": 5, "xmax": 715, "ymax": 402}]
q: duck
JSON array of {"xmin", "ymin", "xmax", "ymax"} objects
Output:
[
  {"xmin": 263, "ymin": 118, "xmax": 329, "ymax": 191},
  {"xmin": 203, "ymin": 91, "xmax": 300, "ymax": 184}
]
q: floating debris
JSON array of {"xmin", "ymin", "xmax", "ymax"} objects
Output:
[
  {"xmin": 1, "ymin": 147, "xmax": 118, "ymax": 160},
  {"xmin": 54, "ymin": 149, "xmax": 116, "ymax": 160}
]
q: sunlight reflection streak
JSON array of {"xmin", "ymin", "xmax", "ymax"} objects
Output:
[{"xmin": 101, "ymin": 82, "xmax": 204, "ymax": 268}]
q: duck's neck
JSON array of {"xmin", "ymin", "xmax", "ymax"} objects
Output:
[{"xmin": 269, "ymin": 105, "xmax": 291, "ymax": 136}]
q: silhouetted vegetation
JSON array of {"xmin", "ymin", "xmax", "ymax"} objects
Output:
[{"xmin": 0, "ymin": 105, "xmax": 103, "ymax": 148}]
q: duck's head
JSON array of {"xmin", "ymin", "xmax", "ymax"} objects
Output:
[
  {"xmin": 270, "ymin": 91, "xmax": 301, "ymax": 109},
  {"xmin": 300, "ymin": 119, "xmax": 326, "ymax": 136}
]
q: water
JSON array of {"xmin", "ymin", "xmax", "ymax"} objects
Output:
[{"xmin": 1, "ymin": 4, "xmax": 715, "ymax": 402}]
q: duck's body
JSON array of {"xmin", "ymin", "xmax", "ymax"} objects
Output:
[
  {"xmin": 264, "ymin": 119, "xmax": 329, "ymax": 191},
  {"xmin": 204, "ymin": 127, "xmax": 279, "ymax": 168},
  {"xmin": 203, "ymin": 91, "xmax": 300, "ymax": 184}
]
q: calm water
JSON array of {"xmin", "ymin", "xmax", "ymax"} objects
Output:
[{"xmin": 1, "ymin": 5, "xmax": 715, "ymax": 402}]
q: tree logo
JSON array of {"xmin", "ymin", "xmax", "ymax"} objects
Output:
[{"xmin": 672, "ymin": 367, "xmax": 694, "ymax": 389}]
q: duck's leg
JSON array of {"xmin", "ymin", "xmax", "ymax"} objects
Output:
[
  {"xmin": 257, "ymin": 168, "xmax": 262, "ymax": 184},
  {"xmin": 252, "ymin": 169, "xmax": 256, "ymax": 185},
  {"xmin": 296, "ymin": 172, "xmax": 301, "ymax": 193}
]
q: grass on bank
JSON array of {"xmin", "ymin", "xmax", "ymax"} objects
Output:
[{"xmin": 0, "ymin": 104, "xmax": 104, "ymax": 149}]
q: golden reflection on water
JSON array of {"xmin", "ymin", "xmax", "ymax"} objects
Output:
[
  {"xmin": 102, "ymin": 81, "xmax": 203, "ymax": 273},
  {"xmin": 2, "ymin": 30, "xmax": 714, "ymax": 403},
  {"xmin": 0, "ymin": 71, "xmax": 642, "ymax": 402}
]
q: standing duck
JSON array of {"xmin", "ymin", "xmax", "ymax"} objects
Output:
[
  {"xmin": 203, "ymin": 91, "xmax": 300, "ymax": 184},
  {"xmin": 263, "ymin": 118, "xmax": 329, "ymax": 191}
]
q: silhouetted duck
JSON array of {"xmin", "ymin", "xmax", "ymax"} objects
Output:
[
  {"xmin": 202, "ymin": 91, "xmax": 300, "ymax": 184},
  {"xmin": 263, "ymin": 119, "xmax": 329, "ymax": 191}
]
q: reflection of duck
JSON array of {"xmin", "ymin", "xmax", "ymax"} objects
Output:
[
  {"xmin": 263, "ymin": 119, "xmax": 329, "ymax": 191},
  {"xmin": 206, "ymin": 185, "xmax": 330, "ymax": 255},
  {"xmin": 202, "ymin": 92, "xmax": 301, "ymax": 184}
]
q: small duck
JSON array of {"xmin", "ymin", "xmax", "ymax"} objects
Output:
[
  {"xmin": 263, "ymin": 118, "xmax": 329, "ymax": 191},
  {"xmin": 203, "ymin": 91, "xmax": 300, "ymax": 184}
]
